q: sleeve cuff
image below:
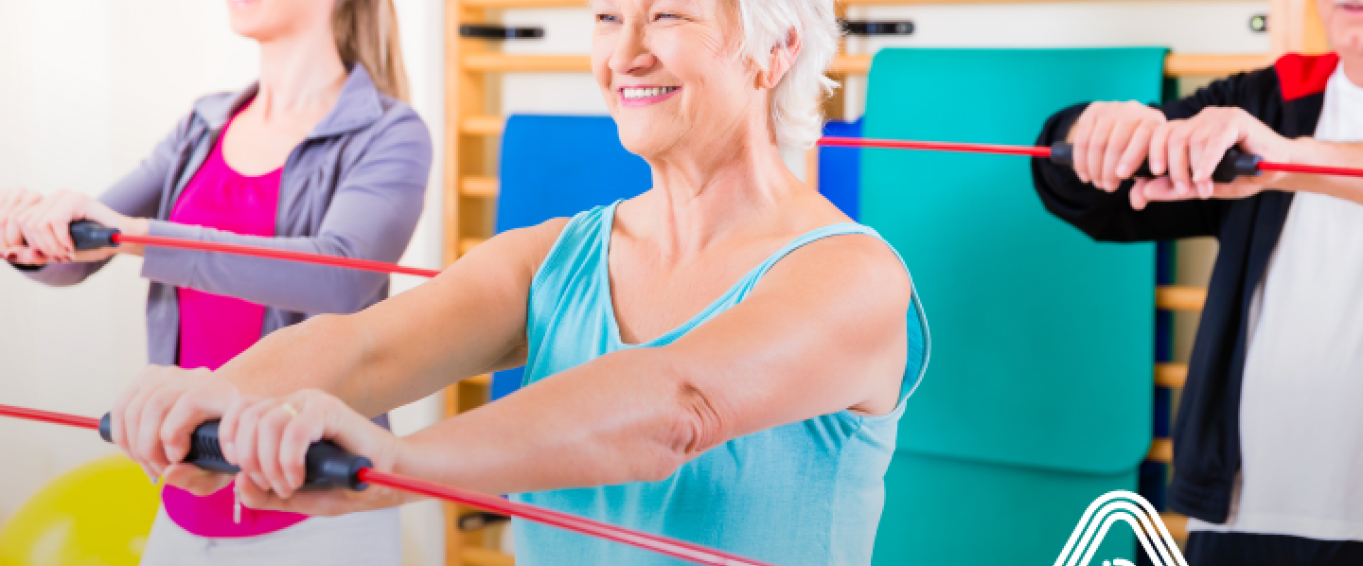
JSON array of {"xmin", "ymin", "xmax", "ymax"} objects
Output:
[
  {"xmin": 139, "ymin": 220, "xmax": 202, "ymax": 287},
  {"xmin": 1046, "ymin": 102, "xmax": 1089, "ymax": 146}
]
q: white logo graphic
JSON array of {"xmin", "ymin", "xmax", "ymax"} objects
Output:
[{"xmin": 1053, "ymin": 491, "xmax": 1189, "ymax": 566}]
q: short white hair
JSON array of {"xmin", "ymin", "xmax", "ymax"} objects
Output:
[{"xmin": 732, "ymin": 0, "xmax": 841, "ymax": 149}]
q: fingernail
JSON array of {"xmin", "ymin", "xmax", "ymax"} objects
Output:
[
  {"xmin": 234, "ymin": 484, "xmax": 243, "ymax": 524},
  {"xmin": 148, "ymin": 473, "xmax": 159, "ymax": 485},
  {"xmin": 222, "ymin": 441, "xmax": 235, "ymax": 463}
]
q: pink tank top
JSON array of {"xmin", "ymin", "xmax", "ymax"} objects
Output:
[{"xmin": 164, "ymin": 110, "xmax": 308, "ymax": 537}]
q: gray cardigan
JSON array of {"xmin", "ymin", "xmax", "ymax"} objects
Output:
[{"xmin": 18, "ymin": 64, "xmax": 432, "ymax": 368}]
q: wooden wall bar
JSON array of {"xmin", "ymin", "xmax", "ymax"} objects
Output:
[
  {"xmin": 459, "ymin": 52, "xmax": 1270, "ymax": 78},
  {"xmin": 466, "ymin": 0, "xmax": 1257, "ymax": 6}
]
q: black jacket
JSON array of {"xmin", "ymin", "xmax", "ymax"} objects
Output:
[{"xmin": 1031, "ymin": 53, "xmax": 1339, "ymax": 523}]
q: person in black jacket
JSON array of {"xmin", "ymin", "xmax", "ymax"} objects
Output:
[{"xmin": 1032, "ymin": 3, "xmax": 1363, "ymax": 565}]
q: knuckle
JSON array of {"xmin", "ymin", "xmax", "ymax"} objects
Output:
[
  {"xmin": 143, "ymin": 394, "xmax": 170, "ymax": 415},
  {"xmin": 137, "ymin": 444, "xmax": 161, "ymax": 463},
  {"xmin": 160, "ymin": 428, "xmax": 181, "ymax": 448}
]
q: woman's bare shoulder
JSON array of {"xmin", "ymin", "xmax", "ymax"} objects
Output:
[
  {"xmin": 759, "ymin": 226, "xmax": 913, "ymax": 314},
  {"xmin": 464, "ymin": 218, "xmax": 574, "ymax": 279}
]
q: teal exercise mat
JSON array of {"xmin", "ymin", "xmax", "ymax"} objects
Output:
[
  {"xmin": 861, "ymin": 48, "xmax": 1166, "ymax": 566},
  {"xmin": 876, "ymin": 453, "xmax": 1138, "ymax": 566},
  {"xmin": 863, "ymin": 47, "xmax": 1165, "ymax": 475}
]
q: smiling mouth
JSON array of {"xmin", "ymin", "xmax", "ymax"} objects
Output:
[
  {"xmin": 1336, "ymin": 0, "xmax": 1363, "ymax": 9},
  {"xmin": 621, "ymin": 86, "xmax": 680, "ymax": 101}
]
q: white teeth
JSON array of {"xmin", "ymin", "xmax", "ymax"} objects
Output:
[{"xmin": 622, "ymin": 86, "xmax": 678, "ymax": 100}]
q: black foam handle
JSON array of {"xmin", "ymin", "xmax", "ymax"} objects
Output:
[
  {"xmin": 1050, "ymin": 142, "xmax": 1262, "ymax": 184},
  {"xmin": 459, "ymin": 24, "xmax": 544, "ymax": 39},
  {"xmin": 99, "ymin": 413, "xmax": 371, "ymax": 491},
  {"xmin": 69, "ymin": 221, "xmax": 120, "ymax": 251},
  {"xmin": 840, "ymin": 20, "xmax": 915, "ymax": 36}
]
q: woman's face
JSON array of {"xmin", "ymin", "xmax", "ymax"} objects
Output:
[
  {"xmin": 1320, "ymin": 0, "xmax": 1363, "ymax": 54},
  {"xmin": 591, "ymin": 0, "xmax": 768, "ymax": 159},
  {"xmin": 227, "ymin": 0, "xmax": 335, "ymax": 42}
]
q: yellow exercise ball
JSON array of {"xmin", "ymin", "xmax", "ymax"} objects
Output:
[{"xmin": 0, "ymin": 455, "xmax": 161, "ymax": 566}]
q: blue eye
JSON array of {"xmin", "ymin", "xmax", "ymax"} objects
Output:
[
  {"xmin": 655, "ymin": 13, "xmax": 680, "ymax": 20},
  {"xmin": 596, "ymin": 13, "xmax": 620, "ymax": 23}
]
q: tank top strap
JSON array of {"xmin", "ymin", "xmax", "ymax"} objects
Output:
[
  {"xmin": 728, "ymin": 222, "xmax": 902, "ymax": 301},
  {"xmin": 527, "ymin": 202, "xmax": 614, "ymax": 297}
]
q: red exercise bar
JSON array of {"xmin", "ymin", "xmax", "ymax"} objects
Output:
[
  {"xmin": 360, "ymin": 469, "xmax": 774, "ymax": 566},
  {"xmin": 0, "ymin": 404, "xmax": 100, "ymax": 430},
  {"xmin": 818, "ymin": 136, "xmax": 1363, "ymax": 179},
  {"xmin": 111, "ymin": 233, "xmax": 441, "ymax": 279},
  {"xmin": 820, "ymin": 136, "xmax": 1052, "ymax": 158},
  {"xmin": 0, "ymin": 405, "xmax": 778, "ymax": 566},
  {"xmin": 1257, "ymin": 161, "xmax": 1363, "ymax": 178}
]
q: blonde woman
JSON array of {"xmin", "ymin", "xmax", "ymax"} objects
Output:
[
  {"xmin": 112, "ymin": 1, "xmax": 924, "ymax": 565},
  {"xmin": 0, "ymin": 0, "xmax": 430, "ymax": 563}
]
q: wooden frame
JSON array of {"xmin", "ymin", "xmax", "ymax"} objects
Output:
[{"xmin": 440, "ymin": 0, "xmax": 1332, "ymax": 561}]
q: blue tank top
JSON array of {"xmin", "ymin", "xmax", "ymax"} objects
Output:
[{"xmin": 511, "ymin": 201, "xmax": 929, "ymax": 566}]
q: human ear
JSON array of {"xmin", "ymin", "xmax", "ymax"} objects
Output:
[{"xmin": 757, "ymin": 27, "xmax": 801, "ymax": 89}]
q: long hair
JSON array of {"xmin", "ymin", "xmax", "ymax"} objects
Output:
[{"xmin": 333, "ymin": 0, "xmax": 410, "ymax": 101}]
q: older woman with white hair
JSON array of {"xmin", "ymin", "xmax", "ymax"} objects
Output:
[{"xmin": 109, "ymin": 0, "xmax": 928, "ymax": 564}]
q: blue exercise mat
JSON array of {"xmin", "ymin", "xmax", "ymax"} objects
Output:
[
  {"xmin": 490, "ymin": 115, "xmax": 653, "ymax": 400},
  {"xmin": 820, "ymin": 118, "xmax": 863, "ymax": 220}
]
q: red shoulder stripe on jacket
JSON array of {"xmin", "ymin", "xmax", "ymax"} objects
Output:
[{"xmin": 1275, "ymin": 52, "xmax": 1340, "ymax": 101}]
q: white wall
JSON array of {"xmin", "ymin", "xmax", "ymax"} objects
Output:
[{"xmin": 0, "ymin": 1, "xmax": 446, "ymax": 565}]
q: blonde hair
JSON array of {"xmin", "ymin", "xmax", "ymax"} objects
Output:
[
  {"xmin": 333, "ymin": 0, "xmax": 410, "ymax": 101},
  {"xmin": 732, "ymin": 0, "xmax": 841, "ymax": 149}
]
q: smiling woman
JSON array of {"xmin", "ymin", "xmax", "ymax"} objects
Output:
[
  {"xmin": 593, "ymin": 0, "xmax": 840, "ymax": 150},
  {"xmin": 104, "ymin": 1, "xmax": 928, "ymax": 565}
]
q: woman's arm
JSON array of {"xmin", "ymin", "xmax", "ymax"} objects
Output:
[
  {"xmin": 138, "ymin": 109, "xmax": 433, "ymax": 314},
  {"xmin": 213, "ymin": 220, "xmax": 564, "ymax": 415},
  {"xmin": 221, "ymin": 232, "xmax": 913, "ymax": 509},
  {"xmin": 9, "ymin": 114, "xmax": 188, "ymax": 283},
  {"xmin": 109, "ymin": 219, "xmax": 567, "ymax": 488}
]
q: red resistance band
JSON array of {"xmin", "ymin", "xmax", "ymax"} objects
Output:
[
  {"xmin": 818, "ymin": 136, "xmax": 1363, "ymax": 180},
  {"xmin": 114, "ymin": 233, "xmax": 442, "ymax": 278},
  {"xmin": 65, "ymin": 222, "xmax": 440, "ymax": 279},
  {"xmin": 61, "ymin": 137, "xmax": 1359, "ymax": 277},
  {"xmin": 0, "ymin": 404, "xmax": 778, "ymax": 566}
]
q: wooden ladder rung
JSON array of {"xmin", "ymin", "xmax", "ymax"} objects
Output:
[
  {"xmin": 1156, "ymin": 285, "xmax": 1207, "ymax": 312},
  {"xmin": 460, "ymin": 237, "xmax": 489, "ymax": 256},
  {"xmin": 1165, "ymin": 54, "xmax": 1271, "ymax": 77},
  {"xmin": 461, "ymin": 176, "xmax": 500, "ymax": 198},
  {"xmin": 463, "ymin": 53, "xmax": 587, "ymax": 72},
  {"xmin": 1155, "ymin": 363, "xmax": 1188, "ymax": 389},
  {"xmin": 462, "ymin": 115, "xmax": 505, "ymax": 136},
  {"xmin": 1147, "ymin": 438, "xmax": 1173, "ymax": 464},
  {"xmin": 460, "ymin": 53, "xmax": 1268, "ymax": 78},
  {"xmin": 1160, "ymin": 512, "xmax": 1189, "ymax": 541},
  {"xmin": 462, "ymin": 547, "xmax": 516, "ymax": 566}
]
